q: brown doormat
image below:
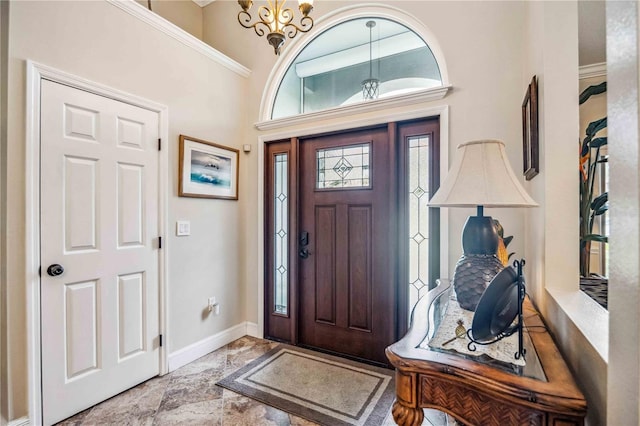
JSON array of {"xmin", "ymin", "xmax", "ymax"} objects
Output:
[{"xmin": 216, "ymin": 344, "xmax": 395, "ymax": 426}]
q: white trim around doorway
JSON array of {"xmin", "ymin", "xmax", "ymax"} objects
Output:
[
  {"xmin": 255, "ymin": 104, "xmax": 450, "ymax": 339},
  {"xmin": 25, "ymin": 61, "xmax": 170, "ymax": 425}
]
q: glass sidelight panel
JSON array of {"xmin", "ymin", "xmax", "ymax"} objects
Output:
[
  {"xmin": 274, "ymin": 153, "xmax": 289, "ymax": 315},
  {"xmin": 316, "ymin": 143, "xmax": 370, "ymax": 189},
  {"xmin": 408, "ymin": 135, "xmax": 431, "ymax": 314}
]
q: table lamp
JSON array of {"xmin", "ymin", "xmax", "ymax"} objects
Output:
[{"xmin": 428, "ymin": 140, "xmax": 538, "ymax": 311}]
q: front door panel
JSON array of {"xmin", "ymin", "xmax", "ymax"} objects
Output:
[{"xmin": 298, "ymin": 127, "xmax": 395, "ymax": 365}]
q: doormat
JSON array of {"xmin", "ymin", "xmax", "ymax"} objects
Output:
[{"xmin": 216, "ymin": 344, "xmax": 395, "ymax": 426}]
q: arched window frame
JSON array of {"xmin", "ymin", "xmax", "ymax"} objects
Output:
[{"xmin": 258, "ymin": 4, "xmax": 451, "ymax": 124}]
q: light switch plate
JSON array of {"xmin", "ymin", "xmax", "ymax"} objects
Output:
[{"xmin": 176, "ymin": 220, "xmax": 190, "ymax": 236}]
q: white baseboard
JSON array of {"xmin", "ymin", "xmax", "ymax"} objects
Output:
[
  {"xmin": 246, "ymin": 321, "xmax": 260, "ymax": 338},
  {"xmin": 8, "ymin": 417, "xmax": 30, "ymax": 426},
  {"xmin": 167, "ymin": 322, "xmax": 255, "ymax": 372}
]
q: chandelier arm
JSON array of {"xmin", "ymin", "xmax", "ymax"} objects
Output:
[
  {"xmin": 283, "ymin": 16, "xmax": 313, "ymax": 38},
  {"xmin": 237, "ymin": 10, "xmax": 254, "ymax": 28},
  {"xmin": 237, "ymin": 12, "xmax": 271, "ymax": 37},
  {"xmin": 278, "ymin": 7, "xmax": 295, "ymax": 27},
  {"xmin": 282, "ymin": 24, "xmax": 299, "ymax": 39},
  {"xmin": 297, "ymin": 15, "xmax": 314, "ymax": 33},
  {"xmin": 257, "ymin": 5, "xmax": 276, "ymax": 28},
  {"xmin": 251, "ymin": 21, "xmax": 270, "ymax": 37}
]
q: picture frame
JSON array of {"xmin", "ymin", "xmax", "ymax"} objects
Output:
[
  {"xmin": 522, "ymin": 75, "xmax": 539, "ymax": 181},
  {"xmin": 179, "ymin": 135, "xmax": 239, "ymax": 200}
]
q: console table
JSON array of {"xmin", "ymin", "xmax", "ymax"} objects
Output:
[{"xmin": 386, "ymin": 280, "xmax": 587, "ymax": 426}]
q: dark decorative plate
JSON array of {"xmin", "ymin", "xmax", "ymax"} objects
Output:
[{"xmin": 470, "ymin": 266, "xmax": 520, "ymax": 343}]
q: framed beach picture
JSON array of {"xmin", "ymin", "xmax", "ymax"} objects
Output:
[{"xmin": 179, "ymin": 135, "xmax": 239, "ymax": 200}]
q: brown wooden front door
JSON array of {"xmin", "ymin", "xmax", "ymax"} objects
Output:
[
  {"xmin": 297, "ymin": 126, "xmax": 396, "ymax": 365},
  {"xmin": 264, "ymin": 118, "xmax": 440, "ymax": 365}
]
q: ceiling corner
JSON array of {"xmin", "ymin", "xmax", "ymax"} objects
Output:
[{"xmin": 192, "ymin": 0, "xmax": 214, "ymax": 7}]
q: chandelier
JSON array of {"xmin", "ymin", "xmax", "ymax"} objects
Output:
[
  {"xmin": 362, "ymin": 20, "xmax": 380, "ymax": 100},
  {"xmin": 237, "ymin": 0, "xmax": 315, "ymax": 55}
]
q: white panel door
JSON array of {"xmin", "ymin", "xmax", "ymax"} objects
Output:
[{"xmin": 40, "ymin": 79, "xmax": 160, "ymax": 425}]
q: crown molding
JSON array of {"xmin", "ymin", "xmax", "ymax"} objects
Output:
[
  {"xmin": 579, "ymin": 62, "xmax": 606, "ymax": 80},
  {"xmin": 255, "ymin": 85, "xmax": 451, "ymax": 131},
  {"xmin": 106, "ymin": 0, "xmax": 249, "ymax": 77}
]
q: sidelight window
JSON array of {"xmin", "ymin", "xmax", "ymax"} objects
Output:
[
  {"xmin": 408, "ymin": 135, "xmax": 432, "ymax": 313},
  {"xmin": 274, "ymin": 153, "xmax": 289, "ymax": 314}
]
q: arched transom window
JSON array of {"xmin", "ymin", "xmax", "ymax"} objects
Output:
[{"xmin": 272, "ymin": 17, "xmax": 443, "ymax": 119}]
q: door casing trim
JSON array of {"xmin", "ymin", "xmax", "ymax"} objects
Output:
[
  {"xmin": 25, "ymin": 60, "xmax": 170, "ymax": 425},
  {"xmin": 256, "ymin": 104, "xmax": 450, "ymax": 341}
]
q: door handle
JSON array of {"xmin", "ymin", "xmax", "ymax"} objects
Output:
[
  {"xmin": 299, "ymin": 248, "xmax": 310, "ymax": 259},
  {"xmin": 47, "ymin": 264, "xmax": 65, "ymax": 277},
  {"xmin": 299, "ymin": 231, "xmax": 309, "ymax": 246}
]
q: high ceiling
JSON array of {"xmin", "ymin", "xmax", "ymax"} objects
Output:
[{"xmin": 195, "ymin": 1, "xmax": 606, "ymax": 67}]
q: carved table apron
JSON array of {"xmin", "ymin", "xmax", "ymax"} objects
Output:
[{"xmin": 386, "ymin": 281, "xmax": 587, "ymax": 426}]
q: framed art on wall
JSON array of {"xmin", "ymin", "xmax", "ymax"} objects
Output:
[
  {"xmin": 179, "ymin": 135, "xmax": 239, "ymax": 200},
  {"xmin": 522, "ymin": 75, "xmax": 539, "ymax": 181}
]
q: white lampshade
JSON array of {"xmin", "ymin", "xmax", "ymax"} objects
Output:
[{"xmin": 429, "ymin": 140, "xmax": 538, "ymax": 208}]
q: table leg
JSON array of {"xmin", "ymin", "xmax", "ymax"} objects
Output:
[{"xmin": 392, "ymin": 400, "xmax": 424, "ymax": 426}]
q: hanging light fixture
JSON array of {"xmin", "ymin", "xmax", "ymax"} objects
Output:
[
  {"xmin": 237, "ymin": 0, "xmax": 314, "ymax": 56},
  {"xmin": 362, "ymin": 20, "xmax": 380, "ymax": 101}
]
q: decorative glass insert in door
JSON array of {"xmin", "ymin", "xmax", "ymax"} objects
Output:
[
  {"xmin": 316, "ymin": 143, "xmax": 370, "ymax": 189},
  {"xmin": 408, "ymin": 135, "xmax": 430, "ymax": 314},
  {"xmin": 274, "ymin": 153, "xmax": 288, "ymax": 314}
]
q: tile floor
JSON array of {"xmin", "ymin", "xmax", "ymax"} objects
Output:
[{"xmin": 56, "ymin": 336, "xmax": 455, "ymax": 426}]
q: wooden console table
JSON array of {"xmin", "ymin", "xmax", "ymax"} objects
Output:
[{"xmin": 386, "ymin": 281, "xmax": 587, "ymax": 426}]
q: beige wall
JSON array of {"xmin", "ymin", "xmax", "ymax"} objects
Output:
[
  {"xmin": 205, "ymin": 1, "xmax": 608, "ymax": 425},
  {"xmin": 0, "ymin": 0, "xmax": 8, "ymax": 424},
  {"xmin": 137, "ymin": 0, "xmax": 204, "ymax": 40},
  {"xmin": 203, "ymin": 1, "xmax": 261, "ymax": 70},
  {"xmin": 6, "ymin": 0, "xmax": 247, "ymax": 419},
  {"xmin": 523, "ymin": 2, "xmax": 606, "ymax": 425},
  {"xmin": 3, "ymin": 0, "xmax": 619, "ymax": 423},
  {"xmin": 203, "ymin": 0, "xmax": 530, "ymax": 327}
]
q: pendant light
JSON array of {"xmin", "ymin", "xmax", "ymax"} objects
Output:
[{"xmin": 362, "ymin": 20, "xmax": 380, "ymax": 100}]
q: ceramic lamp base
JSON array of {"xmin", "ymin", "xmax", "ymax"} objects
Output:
[{"xmin": 452, "ymin": 254, "xmax": 504, "ymax": 311}]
